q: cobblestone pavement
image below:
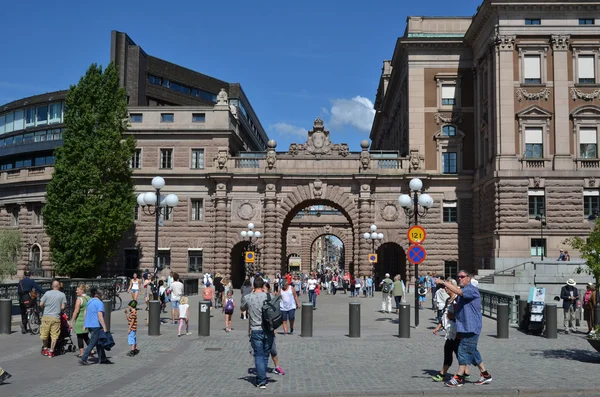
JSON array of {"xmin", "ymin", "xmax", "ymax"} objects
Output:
[{"xmin": 1, "ymin": 290, "xmax": 600, "ymax": 397}]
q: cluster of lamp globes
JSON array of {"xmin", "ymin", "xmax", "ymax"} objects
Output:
[
  {"xmin": 240, "ymin": 223, "xmax": 262, "ymax": 239},
  {"xmin": 136, "ymin": 176, "xmax": 179, "ymax": 208},
  {"xmin": 363, "ymin": 224, "xmax": 384, "ymax": 241},
  {"xmin": 397, "ymin": 178, "xmax": 434, "ymax": 210}
]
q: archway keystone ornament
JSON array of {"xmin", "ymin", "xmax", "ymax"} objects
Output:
[{"xmin": 287, "ymin": 118, "xmax": 350, "ymax": 158}]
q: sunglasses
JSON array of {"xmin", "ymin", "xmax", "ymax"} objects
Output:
[{"xmin": 458, "ymin": 275, "xmax": 467, "ymax": 279}]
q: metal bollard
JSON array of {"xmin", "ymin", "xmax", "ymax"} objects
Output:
[
  {"xmin": 398, "ymin": 303, "xmax": 410, "ymax": 338},
  {"xmin": 0, "ymin": 299, "xmax": 11, "ymax": 335},
  {"xmin": 198, "ymin": 300, "xmax": 210, "ymax": 336},
  {"xmin": 595, "ymin": 304, "xmax": 600, "ymax": 327},
  {"xmin": 301, "ymin": 303, "xmax": 313, "ymax": 337},
  {"xmin": 148, "ymin": 300, "xmax": 160, "ymax": 336},
  {"xmin": 545, "ymin": 303, "xmax": 557, "ymax": 339},
  {"xmin": 349, "ymin": 302, "xmax": 360, "ymax": 338},
  {"xmin": 518, "ymin": 299, "xmax": 527, "ymax": 331},
  {"xmin": 497, "ymin": 303, "xmax": 509, "ymax": 339},
  {"xmin": 102, "ymin": 300, "xmax": 112, "ymax": 333}
]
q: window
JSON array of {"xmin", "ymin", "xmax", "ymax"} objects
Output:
[
  {"xmin": 530, "ymin": 238, "xmax": 546, "ymax": 257},
  {"xmin": 13, "ymin": 110, "xmax": 24, "ymax": 131},
  {"xmin": 584, "ymin": 190, "xmax": 600, "ymax": 217},
  {"xmin": 131, "ymin": 149, "xmax": 142, "ymax": 169},
  {"xmin": 134, "ymin": 204, "xmax": 140, "ymax": 221},
  {"xmin": 524, "ymin": 55, "xmax": 542, "ymax": 84},
  {"xmin": 191, "ymin": 149, "xmax": 204, "ymax": 169},
  {"xmin": 441, "ymin": 85, "xmax": 456, "ymax": 106},
  {"xmin": 36, "ymin": 105, "xmax": 48, "ymax": 126},
  {"xmin": 124, "ymin": 249, "xmax": 139, "ymax": 276},
  {"xmin": 157, "ymin": 249, "xmax": 171, "ymax": 270},
  {"xmin": 30, "ymin": 245, "xmax": 41, "ymax": 270},
  {"xmin": 580, "ymin": 127, "xmax": 598, "ymax": 158},
  {"xmin": 10, "ymin": 207, "xmax": 19, "ymax": 226},
  {"xmin": 525, "ymin": 19, "xmax": 541, "ymax": 25},
  {"xmin": 148, "ymin": 75, "xmax": 162, "ymax": 85},
  {"xmin": 580, "ymin": 19, "xmax": 595, "ymax": 25},
  {"xmin": 528, "ymin": 189, "xmax": 545, "ymax": 218},
  {"xmin": 25, "ymin": 108, "xmax": 35, "ymax": 128},
  {"xmin": 191, "ymin": 199, "xmax": 204, "ymax": 221},
  {"xmin": 188, "ymin": 250, "xmax": 203, "ymax": 273},
  {"xmin": 442, "ymin": 125, "xmax": 456, "ymax": 137},
  {"xmin": 160, "ymin": 113, "xmax": 174, "ymax": 123},
  {"xmin": 49, "ymin": 103, "xmax": 62, "ymax": 124},
  {"xmin": 160, "ymin": 149, "xmax": 173, "ymax": 169},
  {"xmin": 161, "ymin": 207, "xmax": 172, "ymax": 221},
  {"xmin": 578, "ymin": 55, "xmax": 596, "ymax": 84},
  {"xmin": 33, "ymin": 204, "xmax": 43, "ymax": 226},
  {"xmin": 442, "ymin": 152, "xmax": 457, "ymax": 174},
  {"xmin": 192, "ymin": 113, "xmax": 206, "ymax": 123},
  {"xmin": 443, "ymin": 201, "xmax": 458, "ymax": 223},
  {"xmin": 5, "ymin": 112, "xmax": 13, "ymax": 133},
  {"xmin": 525, "ymin": 127, "xmax": 544, "ymax": 158},
  {"xmin": 0, "ymin": 115, "xmax": 4, "ymax": 135},
  {"xmin": 444, "ymin": 261, "xmax": 458, "ymax": 280},
  {"xmin": 130, "ymin": 113, "xmax": 143, "ymax": 123}
]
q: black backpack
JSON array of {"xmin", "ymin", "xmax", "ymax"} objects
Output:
[{"xmin": 262, "ymin": 294, "xmax": 283, "ymax": 332}]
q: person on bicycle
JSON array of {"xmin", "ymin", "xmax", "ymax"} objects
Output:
[{"xmin": 17, "ymin": 270, "xmax": 44, "ymax": 334}]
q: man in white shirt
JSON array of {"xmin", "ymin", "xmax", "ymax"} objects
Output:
[
  {"xmin": 169, "ymin": 273, "xmax": 184, "ymax": 324},
  {"xmin": 307, "ymin": 274, "xmax": 318, "ymax": 310}
]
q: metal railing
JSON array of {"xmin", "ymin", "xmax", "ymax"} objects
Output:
[{"xmin": 479, "ymin": 289, "xmax": 517, "ymax": 324}]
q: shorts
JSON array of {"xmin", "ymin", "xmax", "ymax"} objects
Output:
[
  {"xmin": 171, "ymin": 300, "xmax": 180, "ymax": 309},
  {"xmin": 419, "ymin": 295, "xmax": 426, "ymax": 302},
  {"xmin": 40, "ymin": 316, "xmax": 60, "ymax": 341},
  {"xmin": 131, "ymin": 289, "xmax": 139, "ymax": 293},
  {"xmin": 456, "ymin": 332, "xmax": 483, "ymax": 366},
  {"xmin": 270, "ymin": 338, "xmax": 277, "ymax": 357},
  {"xmin": 128, "ymin": 330, "xmax": 137, "ymax": 345},
  {"xmin": 282, "ymin": 309, "xmax": 296, "ymax": 321}
]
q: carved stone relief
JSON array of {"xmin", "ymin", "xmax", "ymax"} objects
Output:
[
  {"xmin": 287, "ymin": 118, "xmax": 350, "ymax": 158},
  {"xmin": 233, "ymin": 200, "xmax": 260, "ymax": 221},
  {"xmin": 570, "ymin": 88, "xmax": 600, "ymax": 101},
  {"xmin": 516, "ymin": 88, "xmax": 551, "ymax": 102},
  {"xmin": 217, "ymin": 149, "xmax": 228, "ymax": 169},
  {"xmin": 312, "ymin": 179, "xmax": 323, "ymax": 198},
  {"xmin": 551, "ymin": 35, "xmax": 570, "ymax": 51},
  {"xmin": 434, "ymin": 113, "xmax": 463, "ymax": 125},
  {"xmin": 494, "ymin": 35, "xmax": 515, "ymax": 51},
  {"xmin": 379, "ymin": 202, "xmax": 399, "ymax": 222}
]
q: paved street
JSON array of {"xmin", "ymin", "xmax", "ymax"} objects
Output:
[{"xmin": 1, "ymin": 289, "xmax": 600, "ymax": 397}]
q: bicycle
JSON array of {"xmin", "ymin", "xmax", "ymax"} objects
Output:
[
  {"xmin": 106, "ymin": 288, "xmax": 123, "ymax": 311},
  {"xmin": 26, "ymin": 301, "xmax": 41, "ymax": 335},
  {"xmin": 114, "ymin": 276, "xmax": 129, "ymax": 294}
]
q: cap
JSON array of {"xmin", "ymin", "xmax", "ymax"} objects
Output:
[
  {"xmin": 128, "ymin": 300, "xmax": 137, "ymax": 309},
  {"xmin": 385, "ymin": 273, "xmax": 390, "ymax": 278}
]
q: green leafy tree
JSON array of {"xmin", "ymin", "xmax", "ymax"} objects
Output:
[
  {"xmin": 43, "ymin": 63, "xmax": 136, "ymax": 277},
  {"xmin": 563, "ymin": 221, "xmax": 600, "ymax": 297},
  {"xmin": 0, "ymin": 230, "xmax": 21, "ymax": 281}
]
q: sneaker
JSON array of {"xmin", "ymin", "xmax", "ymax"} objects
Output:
[
  {"xmin": 0, "ymin": 370, "xmax": 12, "ymax": 384},
  {"xmin": 127, "ymin": 351, "xmax": 135, "ymax": 357},
  {"xmin": 42, "ymin": 349, "xmax": 48, "ymax": 356},
  {"xmin": 21, "ymin": 324, "xmax": 27, "ymax": 334},
  {"xmin": 445, "ymin": 375, "xmax": 464, "ymax": 388},
  {"xmin": 78, "ymin": 359, "xmax": 90, "ymax": 366},
  {"xmin": 464, "ymin": 374, "xmax": 471, "ymax": 380},
  {"xmin": 274, "ymin": 366, "xmax": 285, "ymax": 375},
  {"xmin": 289, "ymin": 330, "xmax": 294, "ymax": 335},
  {"xmin": 47, "ymin": 351, "xmax": 54, "ymax": 358},
  {"xmin": 186, "ymin": 332, "xmax": 192, "ymax": 336},
  {"xmin": 475, "ymin": 373, "xmax": 492, "ymax": 385},
  {"xmin": 565, "ymin": 329, "xmax": 569, "ymax": 334},
  {"xmin": 133, "ymin": 349, "xmax": 140, "ymax": 355},
  {"xmin": 257, "ymin": 384, "xmax": 267, "ymax": 389},
  {"xmin": 431, "ymin": 373, "xmax": 444, "ymax": 382}
]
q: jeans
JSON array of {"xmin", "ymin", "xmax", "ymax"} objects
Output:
[
  {"xmin": 431, "ymin": 286, "xmax": 437, "ymax": 309},
  {"xmin": 456, "ymin": 332, "xmax": 483, "ymax": 366},
  {"xmin": 381, "ymin": 293, "xmax": 393, "ymax": 312},
  {"xmin": 308, "ymin": 290, "xmax": 317, "ymax": 308},
  {"xmin": 81, "ymin": 327, "xmax": 105, "ymax": 363},
  {"xmin": 250, "ymin": 330, "xmax": 274, "ymax": 386}
]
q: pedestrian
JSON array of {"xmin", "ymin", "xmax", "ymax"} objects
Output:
[
  {"xmin": 241, "ymin": 277, "xmax": 275, "ymax": 389},
  {"xmin": 435, "ymin": 276, "xmax": 449, "ymax": 323},
  {"xmin": 17, "ymin": 270, "xmax": 44, "ymax": 334},
  {"xmin": 69, "ymin": 284, "xmax": 90, "ymax": 358},
  {"xmin": 561, "ymin": 278, "xmax": 580, "ymax": 334},
  {"xmin": 436, "ymin": 271, "xmax": 492, "ymax": 387},
  {"xmin": 380, "ymin": 273, "xmax": 394, "ymax": 313},
  {"xmin": 0, "ymin": 367, "xmax": 11, "ymax": 384},
  {"xmin": 307, "ymin": 274, "xmax": 318, "ymax": 309},
  {"xmin": 79, "ymin": 288, "xmax": 111, "ymax": 365},
  {"xmin": 158, "ymin": 280, "xmax": 167, "ymax": 313},
  {"xmin": 223, "ymin": 290, "xmax": 235, "ymax": 332},
  {"xmin": 584, "ymin": 283, "xmax": 597, "ymax": 335},
  {"xmin": 125, "ymin": 300, "xmax": 139, "ymax": 356},
  {"xmin": 178, "ymin": 296, "xmax": 191, "ymax": 336},
  {"xmin": 264, "ymin": 282, "xmax": 285, "ymax": 376},
  {"xmin": 354, "ymin": 275, "xmax": 362, "ymax": 297},
  {"xmin": 127, "ymin": 273, "xmax": 140, "ymax": 302},
  {"xmin": 366, "ymin": 275, "xmax": 373, "ymax": 297},
  {"xmin": 418, "ymin": 282, "xmax": 427, "ymax": 310},
  {"xmin": 203, "ymin": 282, "xmax": 215, "ymax": 310},
  {"xmin": 170, "ymin": 273, "xmax": 184, "ymax": 324},
  {"xmin": 430, "ymin": 272, "xmax": 438, "ymax": 310},
  {"xmin": 279, "ymin": 279, "xmax": 301, "ymax": 335},
  {"xmin": 241, "ymin": 278, "xmax": 253, "ymax": 320},
  {"xmin": 392, "ymin": 275, "xmax": 404, "ymax": 313},
  {"xmin": 39, "ymin": 280, "xmax": 67, "ymax": 358}
]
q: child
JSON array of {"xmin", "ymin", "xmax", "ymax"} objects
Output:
[
  {"xmin": 418, "ymin": 282, "xmax": 427, "ymax": 310},
  {"xmin": 178, "ymin": 296, "xmax": 191, "ymax": 337},
  {"xmin": 223, "ymin": 290, "xmax": 235, "ymax": 332},
  {"xmin": 158, "ymin": 280, "xmax": 167, "ymax": 313},
  {"xmin": 203, "ymin": 282, "xmax": 214, "ymax": 310},
  {"xmin": 125, "ymin": 300, "xmax": 139, "ymax": 357}
]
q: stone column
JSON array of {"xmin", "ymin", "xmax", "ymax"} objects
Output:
[
  {"xmin": 494, "ymin": 35, "xmax": 519, "ymax": 170},
  {"xmin": 551, "ymin": 35, "xmax": 572, "ymax": 169},
  {"xmin": 213, "ymin": 181, "xmax": 229, "ymax": 276},
  {"xmin": 357, "ymin": 182, "xmax": 373, "ymax": 277},
  {"xmin": 262, "ymin": 182, "xmax": 279, "ymax": 276}
]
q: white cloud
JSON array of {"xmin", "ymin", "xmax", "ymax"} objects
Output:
[
  {"xmin": 329, "ymin": 96, "xmax": 375, "ymax": 132},
  {"xmin": 270, "ymin": 122, "xmax": 307, "ymax": 138},
  {"xmin": 320, "ymin": 107, "xmax": 329, "ymax": 115}
]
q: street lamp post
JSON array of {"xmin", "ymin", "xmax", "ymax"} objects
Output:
[
  {"xmin": 240, "ymin": 223, "xmax": 261, "ymax": 278},
  {"xmin": 398, "ymin": 177, "xmax": 434, "ymax": 328},
  {"xmin": 535, "ymin": 207, "xmax": 547, "ymax": 261},
  {"xmin": 363, "ymin": 224, "xmax": 384, "ymax": 279},
  {"xmin": 137, "ymin": 176, "xmax": 179, "ymax": 282}
]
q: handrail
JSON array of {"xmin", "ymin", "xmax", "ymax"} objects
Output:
[
  {"xmin": 479, "ymin": 289, "xmax": 517, "ymax": 324},
  {"xmin": 492, "ymin": 261, "xmax": 534, "ymax": 277}
]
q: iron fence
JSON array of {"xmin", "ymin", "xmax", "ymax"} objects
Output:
[{"xmin": 479, "ymin": 289, "xmax": 518, "ymax": 324}]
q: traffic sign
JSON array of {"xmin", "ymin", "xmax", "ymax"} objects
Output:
[
  {"xmin": 368, "ymin": 253, "xmax": 378, "ymax": 263},
  {"xmin": 407, "ymin": 226, "xmax": 427, "ymax": 244},
  {"xmin": 245, "ymin": 251, "xmax": 255, "ymax": 263},
  {"xmin": 407, "ymin": 245, "xmax": 427, "ymax": 264}
]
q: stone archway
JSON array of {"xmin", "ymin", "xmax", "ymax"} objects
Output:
[
  {"xmin": 230, "ymin": 241, "xmax": 250, "ymax": 288},
  {"xmin": 306, "ymin": 226, "xmax": 352, "ymax": 271}
]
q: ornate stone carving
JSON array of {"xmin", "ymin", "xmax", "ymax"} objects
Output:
[
  {"xmin": 516, "ymin": 88, "xmax": 551, "ymax": 102},
  {"xmin": 236, "ymin": 200, "xmax": 257, "ymax": 221},
  {"xmin": 287, "ymin": 118, "xmax": 350, "ymax": 157},
  {"xmin": 409, "ymin": 149, "xmax": 422, "ymax": 171},
  {"xmin": 590, "ymin": 177, "xmax": 596, "ymax": 187},
  {"xmin": 494, "ymin": 35, "xmax": 515, "ymax": 51},
  {"xmin": 313, "ymin": 179, "xmax": 323, "ymax": 198},
  {"xmin": 570, "ymin": 88, "xmax": 600, "ymax": 101},
  {"xmin": 216, "ymin": 149, "xmax": 228, "ymax": 169},
  {"xmin": 379, "ymin": 202, "xmax": 399, "ymax": 222},
  {"xmin": 217, "ymin": 183, "xmax": 226, "ymax": 191},
  {"xmin": 434, "ymin": 113, "xmax": 463, "ymax": 125},
  {"xmin": 534, "ymin": 176, "xmax": 541, "ymax": 188},
  {"xmin": 359, "ymin": 140, "xmax": 370, "ymax": 170},
  {"xmin": 216, "ymin": 88, "xmax": 228, "ymax": 105},
  {"xmin": 266, "ymin": 139, "xmax": 277, "ymax": 169},
  {"xmin": 266, "ymin": 183, "xmax": 275, "ymax": 191},
  {"xmin": 551, "ymin": 35, "xmax": 570, "ymax": 51}
]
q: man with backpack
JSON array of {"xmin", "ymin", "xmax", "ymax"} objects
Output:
[
  {"xmin": 379, "ymin": 273, "xmax": 394, "ymax": 313},
  {"xmin": 17, "ymin": 270, "xmax": 44, "ymax": 334},
  {"xmin": 241, "ymin": 277, "xmax": 282, "ymax": 389}
]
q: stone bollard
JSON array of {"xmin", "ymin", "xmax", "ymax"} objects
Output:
[
  {"xmin": 103, "ymin": 300, "xmax": 112, "ymax": 333},
  {"xmin": 0, "ymin": 299, "xmax": 11, "ymax": 335},
  {"xmin": 198, "ymin": 300, "xmax": 210, "ymax": 337},
  {"xmin": 148, "ymin": 300, "xmax": 160, "ymax": 336},
  {"xmin": 518, "ymin": 299, "xmax": 528, "ymax": 331},
  {"xmin": 497, "ymin": 303, "xmax": 509, "ymax": 339},
  {"xmin": 301, "ymin": 303, "xmax": 313, "ymax": 337},
  {"xmin": 398, "ymin": 303, "xmax": 410, "ymax": 338},
  {"xmin": 349, "ymin": 302, "xmax": 360, "ymax": 338},
  {"xmin": 545, "ymin": 303, "xmax": 557, "ymax": 339}
]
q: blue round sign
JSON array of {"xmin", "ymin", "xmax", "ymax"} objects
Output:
[{"xmin": 407, "ymin": 245, "xmax": 427, "ymax": 264}]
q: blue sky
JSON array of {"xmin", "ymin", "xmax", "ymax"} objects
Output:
[{"xmin": 0, "ymin": 0, "xmax": 482, "ymax": 151}]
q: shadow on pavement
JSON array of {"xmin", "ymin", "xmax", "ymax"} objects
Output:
[{"xmin": 529, "ymin": 348, "xmax": 600, "ymax": 363}]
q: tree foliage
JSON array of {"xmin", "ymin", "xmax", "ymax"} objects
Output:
[
  {"xmin": 563, "ymin": 221, "xmax": 600, "ymax": 291},
  {"xmin": 43, "ymin": 63, "xmax": 136, "ymax": 277},
  {"xmin": 0, "ymin": 230, "xmax": 21, "ymax": 281}
]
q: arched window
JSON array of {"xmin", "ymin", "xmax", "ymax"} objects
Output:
[
  {"xmin": 442, "ymin": 125, "xmax": 456, "ymax": 137},
  {"xmin": 30, "ymin": 245, "xmax": 41, "ymax": 270}
]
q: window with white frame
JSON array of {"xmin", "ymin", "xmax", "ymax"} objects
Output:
[
  {"xmin": 584, "ymin": 190, "xmax": 600, "ymax": 217},
  {"xmin": 530, "ymin": 238, "xmax": 546, "ymax": 257},
  {"xmin": 436, "ymin": 74, "xmax": 461, "ymax": 109},
  {"xmin": 191, "ymin": 149, "xmax": 204, "ymax": 169},
  {"xmin": 130, "ymin": 149, "xmax": 142, "ymax": 169},
  {"xmin": 441, "ymin": 85, "xmax": 456, "ymax": 106},
  {"xmin": 160, "ymin": 149, "xmax": 172, "ymax": 169},
  {"xmin": 442, "ymin": 125, "xmax": 456, "ymax": 137},
  {"xmin": 33, "ymin": 204, "xmax": 43, "ymax": 226},
  {"xmin": 518, "ymin": 47, "xmax": 548, "ymax": 86},
  {"xmin": 443, "ymin": 201, "xmax": 458, "ymax": 223},
  {"xmin": 580, "ymin": 127, "xmax": 598, "ymax": 158},
  {"xmin": 528, "ymin": 189, "xmax": 545, "ymax": 218},
  {"xmin": 10, "ymin": 207, "xmax": 19, "ymax": 226},
  {"xmin": 525, "ymin": 127, "xmax": 544, "ymax": 158},
  {"xmin": 578, "ymin": 55, "xmax": 596, "ymax": 84},
  {"xmin": 524, "ymin": 55, "xmax": 542, "ymax": 84},
  {"xmin": 442, "ymin": 152, "xmax": 457, "ymax": 174},
  {"xmin": 190, "ymin": 199, "xmax": 203, "ymax": 221}
]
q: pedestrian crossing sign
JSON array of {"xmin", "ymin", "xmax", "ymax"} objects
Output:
[{"xmin": 245, "ymin": 251, "xmax": 255, "ymax": 263}]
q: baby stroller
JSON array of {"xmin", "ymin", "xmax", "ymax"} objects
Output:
[{"xmin": 55, "ymin": 313, "xmax": 76, "ymax": 355}]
